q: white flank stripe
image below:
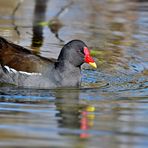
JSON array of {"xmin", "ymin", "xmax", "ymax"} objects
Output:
[{"xmin": 4, "ymin": 66, "xmax": 41, "ymax": 76}]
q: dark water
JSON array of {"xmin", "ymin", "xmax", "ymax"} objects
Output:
[{"xmin": 0, "ymin": 0, "xmax": 148, "ymax": 147}]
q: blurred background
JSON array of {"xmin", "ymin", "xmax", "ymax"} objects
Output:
[{"xmin": 0, "ymin": 0, "xmax": 148, "ymax": 148}]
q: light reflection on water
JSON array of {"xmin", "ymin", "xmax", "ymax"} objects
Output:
[
  {"xmin": 0, "ymin": 0, "xmax": 148, "ymax": 148},
  {"xmin": 0, "ymin": 72, "xmax": 148, "ymax": 148},
  {"xmin": 0, "ymin": 87, "xmax": 148, "ymax": 148}
]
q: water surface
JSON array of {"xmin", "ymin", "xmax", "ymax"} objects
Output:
[{"xmin": 0, "ymin": 0, "xmax": 148, "ymax": 148}]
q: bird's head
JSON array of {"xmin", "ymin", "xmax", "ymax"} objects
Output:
[{"xmin": 58, "ymin": 40, "xmax": 97, "ymax": 68}]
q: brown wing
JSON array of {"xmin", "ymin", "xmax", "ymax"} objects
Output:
[{"xmin": 0, "ymin": 37, "xmax": 54, "ymax": 73}]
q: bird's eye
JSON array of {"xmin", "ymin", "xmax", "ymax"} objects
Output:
[
  {"xmin": 80, "ymin": 47, "xmax": 84, "ymax": 54},
  {"xmin": 77, "ymin": 48, "xmax": 84, "ymax": 56},
  {"xmin": 76, "ymin": 47, "xmax": 84, "ymax": 55}
]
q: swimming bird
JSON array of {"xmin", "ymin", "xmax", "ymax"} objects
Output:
[{"xmin": 0, "ymin": 37, "xmax": 97, "ymax": 88}]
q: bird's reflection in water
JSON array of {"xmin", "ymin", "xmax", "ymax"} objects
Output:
[
  {"xmin": 80, "ymin": 105, "xmax": 95, "ymax": 138},
  {"xmin": 55, "ymin": 89, "xmax": 95, "ymax": 139}
]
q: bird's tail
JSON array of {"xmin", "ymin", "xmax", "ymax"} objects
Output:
[
  {"xmin": 0, "ymin": 37, "xmax": 9, "ymax": 68},
  {"xmin": 0, "ymin": 36, "xmax": 8, "ymax": 50},
  {"xmin": 0, "ymin": 64, "xmax": 7, "ymax": 83}
]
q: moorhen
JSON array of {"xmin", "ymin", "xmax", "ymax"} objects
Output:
[{"xmin": 0, "ymin": 37, "xmax": 97, "ymax": 88}]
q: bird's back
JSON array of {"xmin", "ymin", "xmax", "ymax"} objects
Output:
[{"xmin": 0, "ymin": 37, "xmax": 54, "ymax": 73}]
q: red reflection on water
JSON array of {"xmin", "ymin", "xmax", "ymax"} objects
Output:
[{"xmin": 80, "ymin": 106, "xmax": 95, "ymax": 139}]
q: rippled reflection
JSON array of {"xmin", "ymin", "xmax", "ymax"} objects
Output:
[{"xmin": 0, "ymin": 0, "xmax": 148, "ymax": 148}]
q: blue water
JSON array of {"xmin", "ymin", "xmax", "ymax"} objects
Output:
[{"xmin": 0, "ymin": 0, "xmax": 148, "ymax": 148}]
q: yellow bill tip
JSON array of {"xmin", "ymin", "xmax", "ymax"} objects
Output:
[{"xmin": 89, "ymin": 62, "xmax": 97, "ymax": 68}]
